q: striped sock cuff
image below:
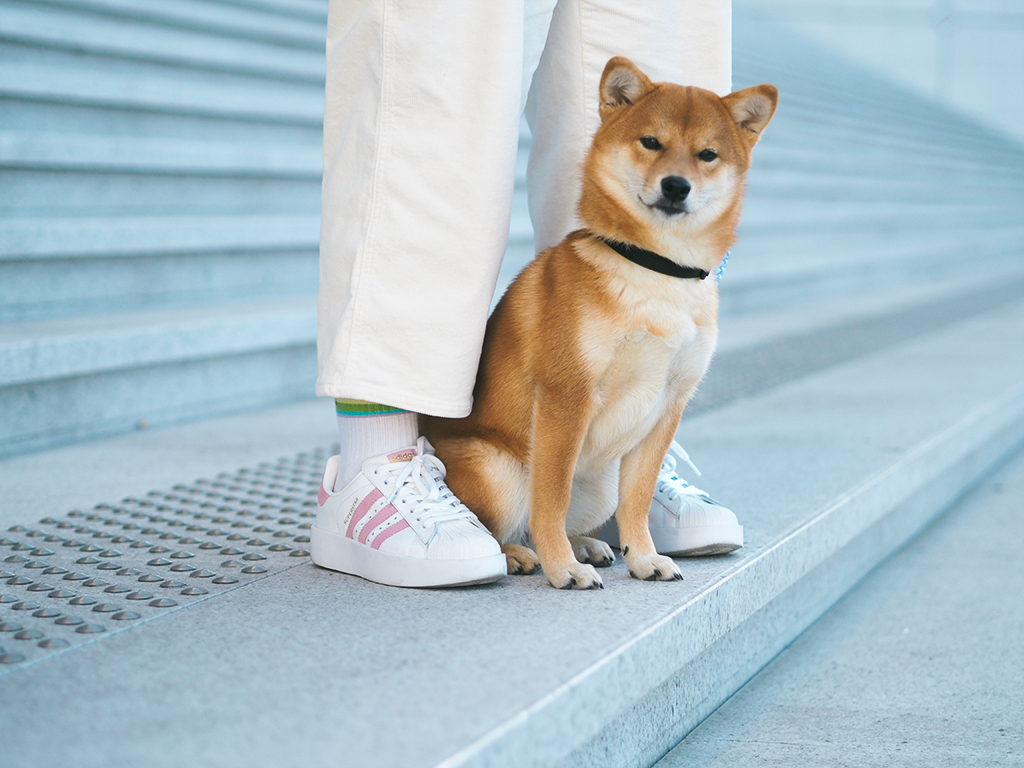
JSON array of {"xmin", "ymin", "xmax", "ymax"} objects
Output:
[{"xmin": 334, "ymin": 398, "xmax": 407, "ymax": 417}]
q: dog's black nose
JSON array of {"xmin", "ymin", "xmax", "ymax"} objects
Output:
[{"xmin": 661, "ymin": 176, "xmax": 691, "ymax": 202}]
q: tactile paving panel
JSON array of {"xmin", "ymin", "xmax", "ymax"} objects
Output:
[{"xmin": 0, "ymin": 446, "xmax": 335, "ymax": 671}]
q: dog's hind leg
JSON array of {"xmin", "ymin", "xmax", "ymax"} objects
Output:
[
  {"xmin": 569, "ymin": 536, "xmax": 614, "ymax": 567},
  {"xmin": 502, "ymin": 543, "xmax": 541, "ymax": 575}
]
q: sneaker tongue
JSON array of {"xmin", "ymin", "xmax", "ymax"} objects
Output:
[{"xmin": 383, "ymin": 446, "xmax": 418, "ymax": 464}]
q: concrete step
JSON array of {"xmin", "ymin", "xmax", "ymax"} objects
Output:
[
  {"xmin": 0, "ymin": 0, "xmax": 323, "ymax": 82},
  {"xmin": 0, "ymin": 214, "xmax": 319, "ymax": 322},
  {"xmin": 0, "ymin": 285, "xmax": 1021, "ymax": 768},
  {"xmin": 21, "ymin": 0, "xmax": 327, "ymax": 47},
  {"xmin": 655, "ymin": 445, "xmax": 1024, "ymax": 767},
  {"xmin": 0, "ymin": 299, "xmax": 316, "ymax": 457}
]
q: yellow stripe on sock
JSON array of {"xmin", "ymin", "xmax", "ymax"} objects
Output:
[{"xmin": 334, "ymin": 398, "xmax": 406, "ymax": 416}]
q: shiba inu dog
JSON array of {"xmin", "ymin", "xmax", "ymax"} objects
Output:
[{"xmin": 422, "ymin": 57, "xmax": 777, "ymax": 589}]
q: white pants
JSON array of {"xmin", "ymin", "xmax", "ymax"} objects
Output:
[{"xmin": 317, "ymin": 0, "xmax": 731, "ymax": 417}]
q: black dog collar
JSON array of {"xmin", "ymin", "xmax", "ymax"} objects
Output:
[{"xmin": 600, "ymin": 237, "xmax": 709, "ymax": 280}]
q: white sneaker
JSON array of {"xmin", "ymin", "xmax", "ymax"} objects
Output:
[
  {"xmin": 311, "ymin": 437, "xmax": 506, "ymax": 587},
  {"xmin": 597, "ymin": 442, "xmax": 743, "ymax": 556}
]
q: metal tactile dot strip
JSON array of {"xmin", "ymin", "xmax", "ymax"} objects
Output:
[{"xmin": 0, "ymin": 446, "xmax": 325, "ymax": 672}]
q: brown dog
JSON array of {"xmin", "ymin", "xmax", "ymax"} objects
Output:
[{"xmin": 422, "ymin": 57, "xmax": 777, "ymax": 589}]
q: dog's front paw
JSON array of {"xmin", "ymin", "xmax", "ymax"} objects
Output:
[
  {"xmin": 569, "ymin": 535, "xmax": 615, "ymax": 567},
  {"xmin": 502, "ymin": 544, "xmax": 542, "ymax": 575},
  {"xmin": 625, "ymin": 552, "xmax": 682, "ymax": 582},
  {"xmin": 545, "ymin": 560, "xmax": 603, "ymax": 590}
]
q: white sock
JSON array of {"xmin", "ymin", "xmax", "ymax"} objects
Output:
[{"xmin": 334, "ymin": 404, "xmax": 419, "ymax": 491}]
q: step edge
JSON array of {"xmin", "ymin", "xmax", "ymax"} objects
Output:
[{"xmin": 437, "ymin": 383, "xmax": 1024, "ymax": 768}]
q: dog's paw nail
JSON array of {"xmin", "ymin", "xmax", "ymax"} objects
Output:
[
  {"xmin": 596, "ymin": 581, "xmax": 604, "ymax": 589},
  {"xmin": 628, "ymin": 570, "xmax": 637, "ymax": 579},
  {"xmin": 673, "ymin": 572, "xmax": 683, "ymax": 581},
  {"xmin": 645, "ymin": 571, "xmax": 658, "ymax": 581},
  {"xmin": 528, "ymin": 563, "xmax": 541, "ymax": 575},
  {"xmin": 622, "ymin": 545, "xmax": 629, "ymax": 555}
]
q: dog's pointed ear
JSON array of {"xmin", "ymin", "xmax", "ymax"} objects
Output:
[
  {"xmin": 599, "ymin": 57, "xmax": 654, "ymax": 123},
  {"xmin": 722, "ymin": 84, "xmax": 778, "ymax": 147}
]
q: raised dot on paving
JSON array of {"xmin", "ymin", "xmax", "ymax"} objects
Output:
[
  {"xmin": 111, "ymin": 611, "xmax": 141, "ymax": 621},
  {"xmin": 0, "ymin": 621, "xmax": 25, "ymax": 632},
  {"xmin": 11, "ymin": 601, "xmax": 39, "ymax": 611},
  {"xmin": 43, "ymin": 566, "xmax": 69, "ymax": 575},
  {"xmin": 69, "ymin": 596, "xmax": 96, "ymax": 606},
  {"xmin": 190, "ymin": 569, "xmax": 215, "ymax": 578},
  {"xmin": 48, "ymin": 590, "xmax": 76, "ymax": 599},
  {"xmin": 81, "ymin": 578, "xmax": 108, "ymax": 588},
  {"xmin": 241, "ymin": 554, "xmax": 266, "ymax": 561},
  {"xmin": 6, "ymin": 576, "xmax": 32, "ymax": 585},
  {"xmin": 180, "ymin": 586, "xmax": 208, "ymax": 596},
  {"xmin": 14, "ymin": 629, "xmax": 43, "ymax": 640},
  {"xmin": 76, "ymin": 557, "xmax": 100, "ymax": 565},
  {"xmin": 0, "ymin": 594, "xmax": 15, "ymax": 603},
  {"xmin": 38, "ymin": 638, "xmax": 69, "ymax": 649},
  {"xmin": 169, "ymin": 564, "xmax": 195, "ymax": 573},
  {"xmin": 32, "ymin": 608, "xmax": 61, "ymax": 618},
  {"xmin": 241, "ymin": 565, "xmax": 268, "ymax": 574},
  {"xmin": 76, "ymin": 624, "xmax": 105, "ymax": 634},
  {"xmin": 125, "ymin": 591, "xmax": 153, "ymax": 601},
  {"xmin": 0, "ymin": 653, "xmax": 26, "ymax": 664},
  {"xmin": 92, "ymin": 603, "xmax": 119, "ymax": 613},
  {"xmin": 137, "ymin": 574, "xmax": 162, "ymax": 583},
  {"xmin": 55, "ymin": 616, "xmax": 84, "ymax": 626},
  {"xmin": 63, "ymin": 572, "xmax": 88, "ymax": 581},
  {"xmin": 149, "ymin": 598, "xmax": 177, "ymax": 608},
  {"xmin": 160, "ymin": 580, "xmax": 185, "ymax": 589},
  {"xmin": 103, "ymin": 585, "xmax": 130, "ymax": 594},
  {"xmin": 26, "ymin": 583, "xmax": 55, "ymax": 592},
  {"xmin": 211, "ymin": 576, "xmax": 238, "ymax": 585},
  {"xmin": 147, "ymin": 559, "xmax": 172, "ymax": 567}
]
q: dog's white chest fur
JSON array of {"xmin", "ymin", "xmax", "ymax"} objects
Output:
[
  {"xmin": 564, "ymin": 278, "xmax": 717, "ymax": 534},
  {"xmin": 581, "ymin": 311, "xmax": 715, "ymax": 470}
]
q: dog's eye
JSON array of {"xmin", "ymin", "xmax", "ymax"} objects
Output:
[
  {"xmin": 698, "ymin": 148, "xmax": 718, "ymax": 162},
  {"xmin": 640, "ymin": 136, "xmax": 662, "ymax": 151}
]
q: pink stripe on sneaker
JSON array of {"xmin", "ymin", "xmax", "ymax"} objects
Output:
[
  {"xmin": 371, "ymin": 519, "xmax": 410, "ymax": 550},
  {"xmin": 359, "ymin": 504, "xmax": 399, "ymax": 545},
  {"xmin": 318, "ymin": 482, "xmax": 329, "ymax": 506},
  {"xmin": 346, "ymin": 489, "xmax": 383, "ymax": 539}
]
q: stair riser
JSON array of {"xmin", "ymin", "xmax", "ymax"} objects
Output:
[
  {"xmin": 0, "ymin": 250, "xmax": 317, "ymax": 322},
  {"xmin": 0, "ymin": 170, "xmax": 319, "ymax": 216},
  {"xmin": 1, "ymin": 343, "xmax": 316, "ymax": 457},
  {"xmin": 0, "ymin": 99, "xmax": 323, "ymax": 145}
]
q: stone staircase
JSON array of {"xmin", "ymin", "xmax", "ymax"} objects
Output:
[
  {"xmin": 2, "ymin": 0, "xmax": 325, "ymax": 455},
  {"xmin": 1, "ymin": 6, "xmax": 1024, "ymax": 768}
]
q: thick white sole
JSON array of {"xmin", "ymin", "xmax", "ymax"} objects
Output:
[
  {"xmin": 310, "ymin": 525, "xmax": 507, "ymax": 588},
  {"xmin": 596, "ymin": 520, "xmax": 743, "ymax": 557}
]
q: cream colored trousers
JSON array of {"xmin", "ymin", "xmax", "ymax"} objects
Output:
[{"xmin": 317, "ymin": 0, "xmax": 731, "ymax": 417}]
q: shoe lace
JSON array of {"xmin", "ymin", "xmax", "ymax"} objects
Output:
[
  {"xmin": 380, "ymin": 437, "xmax": 477, "ymax": 531},
  {"xmin": 658, "ymin": 442, "xmax": 713, "ymax": 503}
]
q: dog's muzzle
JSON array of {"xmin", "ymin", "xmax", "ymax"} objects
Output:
[{"xmin": 653, "ymin": 175, "xmax": 690, "ymax": 214}]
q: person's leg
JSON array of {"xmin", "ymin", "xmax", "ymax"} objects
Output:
[
  {"xmin": 317, "ymin": 0, "xmax": 525, "ymax": 419},
  {"xmin": 313, "ymin": 0, "xmax": 528, "ymax": 586},
  {"xmin": 524, "ymin": 0, "xmax": 743, "ymax": 556},
  {"xmin": 525, "ymin": 0, "xmax": 731, "ymax": 251}
]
